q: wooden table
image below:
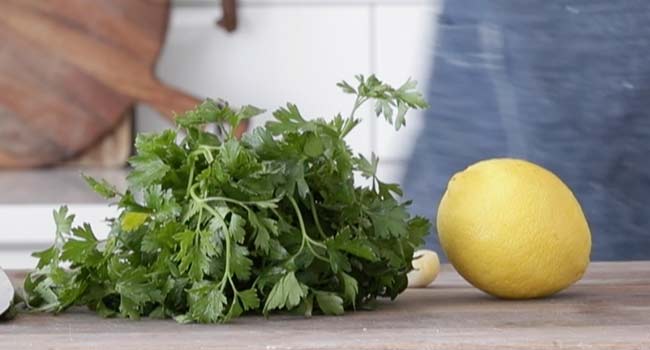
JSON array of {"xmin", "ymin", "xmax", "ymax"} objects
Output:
[{"xmin": 1, "ymin": 262, "xmax": 649, "ymax": 349}]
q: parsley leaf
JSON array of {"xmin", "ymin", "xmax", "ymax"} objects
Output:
[
  {"xmin": 186, "ymin": 281, "xmax": 227, "ymax": 323},
  {"xmin": 127, "ymin": 154, "xmax": 170, "ymax": 190},
  {"xmin": 263, "ymin": 272, "xmax": 307, "ymax": 314},
  {"xmin": 83, "ymin": 175, "xmax": 119, "ymax": 199},
  {"xmin": 366, "ymin": 199, "xmax": 410, "ymax": 238},
  {"xmin": 25, "ymin": 75, "xmax": 431, "ymax": 323},
  {"xmin": 121, "ymin": 212, "xmax": 149, "ymax": 232},
  {"xmin": 238, "ymin": 288, "xmax": 260, "ymax": 311},
  {"xmin": 315, "ymin": 292, "xmax": 344, "ymax": 315}
]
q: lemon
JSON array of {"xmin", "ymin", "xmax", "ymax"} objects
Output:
[{"xmin": 437, "ymin": 158, "xmax": 591, "ymax": 299}]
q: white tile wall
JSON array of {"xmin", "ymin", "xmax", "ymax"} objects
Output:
[
  {"xmin": 175, "ymin": 0, "xmax": 434, "ymax": 4},
  {"xmin": 0, "ymin": 204, "xmax": 117, "ymax": 269},
  {"xmin": 139, "ymin": 5, "xmax": 373, "ymax": 155},
  {"xmin": 0, "ymin": 1, "xmax": 441, "ymax": 269},
  {"xmin": 373, "ymin": 4, "xmax": 439, "ymax": 162},
  {"xmin": 138, "ymin": 1, "xmax": 440, "ymax": 181}
]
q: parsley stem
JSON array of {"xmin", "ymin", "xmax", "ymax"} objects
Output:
[
  {"xmin": 227, "ymin": 123, "xmax": 236, "ymax": 140},
  {"xmin": 184, "ymin": 158, "xmax": 196, "ymax": 200},
  {"xmin": 205, "ymin": 196, "xmax": 252, "ymax": 212},
  {"xmin": 372, "ymin": 176, "xmax": 377, "ymax": 193},
  {"xmin": 270, "ymin": 208, "xmax": 283, "ymax": 221},
  {"xmin": 201, "ymin": 196, "xmax": 280, "ymax": 210},
  {"xmin": 189, "ymin": 183, "xmax": 260, "ymax": 212},
  {"xmin": 342, "ymin": 96, "xmax": 368, "ymax": 138},
  {"xmin": 288, "ymin": 197, "xmax": 328, "ymax": 263},
  {"xmin": 195, "ymin": 207, "xmax": 203, "ymax": 231},
  {"xmin": 188, "ymin": 145, "xmax": 218, "ymax": 164},
  {"xmin": 308, "ymin": 194, "xmax": 327, "ymax": 240},
  {"xmin": 195, "ymin": 188, "xmax": 205, "ymax": 232},
  {"xmin": 288, "ymin": 197, "xmax": 307, "ymax": 241},
  {"xmin": 198, "ymin": 145, "xmax": 220, "ymax": 151},
  {"xmin": 307, "ymin": 243, "xmax": 328, "ymax": 263},
  {"xmin": 306, "ymin": 236, "xmax": 327, "ymax": 250},
  {"xmin": 349, "ymin": 96, "xmax": 367, "ymax": 120},
  {"xmin": 188, "ymin": 183, "xmax": 233, "ymax": 294},
  {"xmin": 205, "ymin": 204, "xmax": 232, "ymax": 293}
]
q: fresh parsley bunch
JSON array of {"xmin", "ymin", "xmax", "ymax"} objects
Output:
[{"xmin": 25, "ymin": 75, "xmax": 431, "ymax": 323}]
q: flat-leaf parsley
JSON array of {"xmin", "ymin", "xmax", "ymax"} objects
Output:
[{"xmin": 25, "ymin": 75, "xmax": 431, "ymax": 323}]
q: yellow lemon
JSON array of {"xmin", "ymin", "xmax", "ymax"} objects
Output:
[{"xmin": 437, "ymin": 158, "xmax": 591, "ymax": 299}]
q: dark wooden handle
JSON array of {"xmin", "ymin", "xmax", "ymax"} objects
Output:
[{"xmin": 217, "ymin": 0, "xmax": 237, "ymax": 32}]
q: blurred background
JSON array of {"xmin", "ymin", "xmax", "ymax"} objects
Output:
[
  {"xmin": 0, "ymin": 0, "xmax": 437, "ymax": 268},
  {"xmin": 2, "ymin": 0, "xmax": 650, "ymax": 269}
]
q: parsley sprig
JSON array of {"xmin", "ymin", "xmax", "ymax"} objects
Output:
[{"xmin": 25, "ymin": 75, "xmax": 431, "ymax": 323}]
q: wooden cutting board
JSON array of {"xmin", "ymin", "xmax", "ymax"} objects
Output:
[
  {"xmin": 3, "ymin": 262, "xmax": 650, "ymax": 349},
  {"xmin": 0, "ymin": 0, "xmax": 203, "ymax": 168}
]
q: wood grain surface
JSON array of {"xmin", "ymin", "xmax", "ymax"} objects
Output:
[
  {"xmin": 1, "ymin": 262, "xmax": 649, "ymax": 349},
  {"xmin": 0, "ymin": 0, "xmax": 201, "ymax": 167},
  {"xmin": 65, "ymin": 110, "xmax": 133, "ymax": 167}
]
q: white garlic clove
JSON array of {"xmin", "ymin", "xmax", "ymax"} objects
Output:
[
  {"xmin": 407, "ymin": 249, "xmax": 440, "ymax": 288},
  {"xmin": 0, "ymin": 267, "xmax": 14, "ymax": 317}
]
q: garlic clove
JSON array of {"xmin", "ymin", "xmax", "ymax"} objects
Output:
[
  {"xmin": 407, "ymin": 249, "xmax": 440, "ymax": 288},
  {"xmin": 0, "ymin": 267, "xmax": 14, "ymax": 318}
]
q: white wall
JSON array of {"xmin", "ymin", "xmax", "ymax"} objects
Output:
[
  {"xmin": 0, "ymin": 0, "xmax": 441, "ymax": 269},
  {"xmin": 138, "ymin": 0, "xmax": 440, "ymax": 183}
]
